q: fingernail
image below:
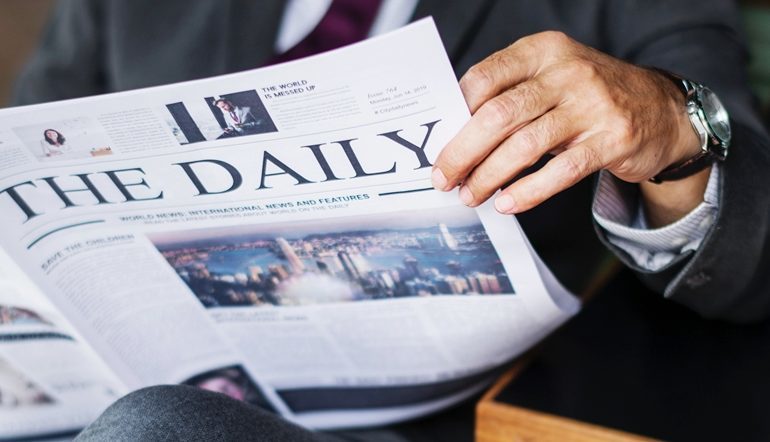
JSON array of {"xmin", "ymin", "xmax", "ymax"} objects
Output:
[
  {"xmin": 459, "ymin": 186, "xmax": 474, "ymax": 206},
  {"xmin": 431, "ymin": 168, "xmax": 448, "ymax": 191},
  {"xmin": 495, "ymin": 195, "xmax": 516, "ymax": 213}
]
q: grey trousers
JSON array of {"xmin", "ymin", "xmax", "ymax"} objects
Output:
[{"xmin": 75, "ymin": 385, "xmax": 474, "ymax": 441}]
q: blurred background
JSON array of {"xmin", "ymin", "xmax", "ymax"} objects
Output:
[
  {"xmin": 744, "ymin": 1, "xmax": 770, "ymax": 119},
  {"xmin": 1, "ymin": 0, "xmax": 769, "ymax": 116},
  {"xmin": 0, "ymin": 0, "xmax": 770, "ymax": 116},
  {"xmin": 0, "ymin": 0, "xmax": 53, "ymax": 106}
]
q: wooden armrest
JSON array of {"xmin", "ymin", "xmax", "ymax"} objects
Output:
[
  {"xmin": 476, "ymin": 360, "xmax": 656, "ymax": 442},
  {"xmin": 476, "ymin": 395, "xmax": 657, "ymax": 442},
  {"xmin": 475, "ymin": 257, "xmax": 631, "ymax": 441}
]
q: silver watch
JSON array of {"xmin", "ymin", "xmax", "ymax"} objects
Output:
[{"xmin": 650, "ymin": 69, "xmax": 731, "ymax": 183}]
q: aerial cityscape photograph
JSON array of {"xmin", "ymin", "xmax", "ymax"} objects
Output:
[{"xmin": 151, "ymin": 207, "xmax": 514, "ymax": 308}]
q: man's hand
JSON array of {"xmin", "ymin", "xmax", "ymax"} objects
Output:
[{"xmin": 432, "ymin": 31, "xmax": 704, "ymax": 222}]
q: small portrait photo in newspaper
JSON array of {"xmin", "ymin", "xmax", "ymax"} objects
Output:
[
  {"xmin": 12, "ymin": 117, "xmax": 113, "ymax": 162},
  {"xmin": 182, "ymin": 365, "xmax": 276, "ymax": 412},
  {"xmin": 0, "ymin": 304, "xmax": 53, "ymax": 328},
  {"xmin": 164, "ymin": 89, "xmax": 278, "ymax": 145}
]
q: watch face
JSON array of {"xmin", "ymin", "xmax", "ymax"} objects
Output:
[{"xmin": 700, "ymin": 87, "xmax": 731, "ymax": 145}]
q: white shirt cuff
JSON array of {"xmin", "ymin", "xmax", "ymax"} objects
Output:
[{"xmin": 593, "ymin": 164, "xmax": 720, "ymax": 271}]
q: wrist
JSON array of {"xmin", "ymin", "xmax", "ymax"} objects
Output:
[
  {"xmin": 640, "ymin": 165, "xmax": 710, "ymax": 227},
  {"xmin": 638, "ymin": 70, "xmax": 713, "ymax": 227},
  {"xmin": 658, "ymin": 71, "xmax": 703, "ymax": 170}
]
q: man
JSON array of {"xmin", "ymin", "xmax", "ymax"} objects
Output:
[
  {"xmin": 13, "ymin": 0, "xmax": 770, "ymax": 440},
  {"xmin": 212, "ymin": 98, "xmax": 260, "ymax": 137}
]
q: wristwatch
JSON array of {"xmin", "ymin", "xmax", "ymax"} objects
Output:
[{"xmin": 649, "ymin": 69, "xmax": 731, "ymax": 184}]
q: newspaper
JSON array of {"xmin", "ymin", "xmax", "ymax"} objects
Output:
[{"xmin": 0, "ymin": 19, "xmax": 579, "ymax": 439}]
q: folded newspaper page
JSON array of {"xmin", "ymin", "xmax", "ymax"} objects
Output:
[{"xmin": 0, "ymin": 18, "xmax": 579, "ymax": 438}]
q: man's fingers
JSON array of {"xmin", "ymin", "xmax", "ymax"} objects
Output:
[
  {"xmin": 459, "ymin": 31, "xmax": 570, "ymax": 112},
  {"xmin": 459, "ymin": 107, "xmax": 581, "ymax": 206},
  {"xmin": 432, "ymin": 72, "xmax": 563, "ymax": 191},
  {"xmin": 494, "ymin": 137, "xmax": 607, "ymax": 214}
]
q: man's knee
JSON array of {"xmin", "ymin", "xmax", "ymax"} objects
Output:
[
  {"xmin": 76, "ymin": 385, "xmax": 224, "ymax": 441},
  {"xmin": 76, "ymin": 384, "xmax": 320, "ymax": 441}
]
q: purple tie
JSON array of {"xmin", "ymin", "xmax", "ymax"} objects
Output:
[{"xmin": 266, "ymin": 0, "xmax": 384, "ymax": 65}]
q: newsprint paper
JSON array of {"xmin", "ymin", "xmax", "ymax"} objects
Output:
[{"xmin": 0, "ymin": 19, "xmax": 579, "ymax": 439}]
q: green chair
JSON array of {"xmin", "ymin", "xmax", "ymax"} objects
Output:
[{"xmin": 743, "ymin": 5, "xmax": 770, "ymax": 124}]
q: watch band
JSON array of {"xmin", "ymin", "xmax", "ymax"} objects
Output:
[{"xmin": 648, "ymin": 150, "xmax": 712, "ymax": 184}]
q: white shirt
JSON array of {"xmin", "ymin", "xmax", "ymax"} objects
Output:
[{"xmin": 276, "ymin": 0, "xmax": 719, "ymax": 271}]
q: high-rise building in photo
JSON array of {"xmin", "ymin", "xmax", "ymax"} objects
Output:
[
  {"xmin": 350, "ymin": 253, "xmax": 371, "ymax": 274},
  {"xmin": 438, "ymin": 223, "xmax": 458, "ymax": 250},
  {"xmin": 403, "ymin": 255, "xmax": 421, "ymax": 278},
  {"xmin": 316, "ymin": 254, "xmax": 344, "ymax": 275},
  {"xmin": 338, "ymin": 251, "xmax": 362, "ymax": 280},
  {"xmin": 276, "ymin": 237, "xmax": 305, "ymax": 274},
  {"xmin": 248, "ymin": 266, "xmax": 263, "ymax": 283}
]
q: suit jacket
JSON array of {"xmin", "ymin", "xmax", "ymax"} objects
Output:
[
  {"xmin": 223, "ymin": 106, "xmax": 255, "ymax": 132},
  {"xmin": 13, "ymin": 0, "xmax": 770, "ymax": 322}
]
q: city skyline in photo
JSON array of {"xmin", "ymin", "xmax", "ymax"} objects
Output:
[{"xmin": 151, "ymin": 207, "xmax": 515, "ymax": 308}]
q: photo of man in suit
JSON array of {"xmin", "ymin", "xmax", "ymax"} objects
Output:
[
  {"xmin": 209, "ymin": 90, "xmax": 278, "ymax": 138},
  {"xmin": 213, "ymin": 98, "xmax": 259, "ymax": 136}
]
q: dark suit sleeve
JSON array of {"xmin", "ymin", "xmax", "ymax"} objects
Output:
[
  {"xmin": 593, "ymin": 0, "xmax": 770, "ymax": 322},
  {"xmin": 12, "ymin": 0, "xmax": 106, "ymax": 105}
]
